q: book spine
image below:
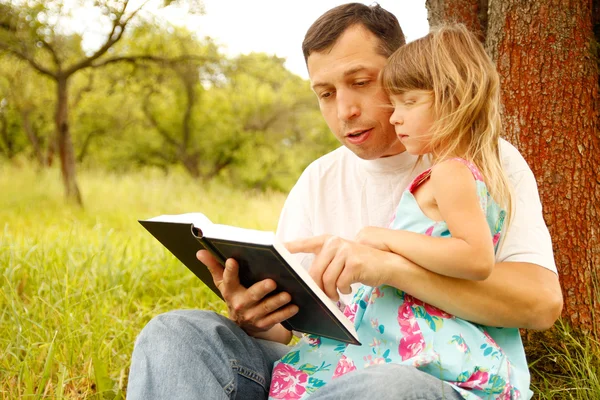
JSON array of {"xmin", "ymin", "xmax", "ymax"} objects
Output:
[{"xmin": 192, "ymin": 227, "xmax": 227, "ymax": 266}]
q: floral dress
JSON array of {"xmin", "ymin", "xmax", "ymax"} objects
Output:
[{"xmin": 268, "ymin": 159, "xmax": 532, "ymax": 400}]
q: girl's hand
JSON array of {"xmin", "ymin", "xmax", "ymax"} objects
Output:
[
  {"xmin": 285, "ymin": 235, "xmax": 393, "ymax": 300},
  {"xmin": 355, "ymin": 226, "xmax": 391, "ymax": 251}
]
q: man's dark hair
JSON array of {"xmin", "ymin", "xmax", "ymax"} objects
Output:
[{"xmin": 302, "ymin": 3, "xmax": 405, "ymax": 62}]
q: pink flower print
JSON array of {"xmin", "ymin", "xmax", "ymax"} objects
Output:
[
  {"xmin": 371, "ymin": 287, "xmax": 384, "ymax": 300},
  {"xmin": 512, "ymin": 387, "xmax": 522, "ymax": 399},
  {"xmin": 332, "ymin": 355, "xmax": 356, "ymax": 379},
  {"xmin": 399, "ymin": 334, "xmax": 426, "ymax": 361},
  {"xmin": 370, "ymin": 318, "xmax": 379, "ymax": 329},
  {"xmin": 398, "ymin": 302, "xmax": 419, "ymax": 335},
  {"xmin": 397, "ymin": 302, "xmax": 425, "ymax": 360},
  {"xmin": 425, "ymin": 225, "xmax": 435, "ymax": 236},
  {"xmin": 423, "ymin": 303, "xmax": 452, "ymax": 319},
  {"xmin": 370, "ymin": 317, "xmax": 385, "ymax": 334},
  {"xmin": 492, "ymin": 232, "xmax": 501, "ymax": 247},
  {"xmin": 406, "ymin": 294, "xmax": 453, "ymax": 319},
  {"xmin": 453, "ymin": 369, "xmax": 489, "ymax": 390},
  {"xmin": 270, "ymin": 363, "xmax": 309, "ymax": 399},
  {"xmin": 368, "ymin": 337, "xmax": 382, "ymax": 349},
  {"xmin": 450, "ymin": 334, "xmax": 471, "ymax": 355},
  {"xmin": 343, "ymin": 303, "xmax": 358, "ymax": 323},
  {"xmin": 498, "ymin": 384, "xmax": 515, "ymax": 400},
  {"xmin": 363, "ymin": 354, "xmax": 388, "ymax": 367},
  {"xmin": 411, "ymin": 352, "xmax": 439, "ymax": 368},
  {"xmin": 306, "ymin": 335, "xmax": 321, "ymax": 348}
]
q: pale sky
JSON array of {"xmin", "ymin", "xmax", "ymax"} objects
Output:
[
  {"xmin": 72, "ymin": 0, "xmax": 429, "ymax": 79},
  {"xmin": 190, "ymin": 0, "xmax": 430, "ymax": 78}
]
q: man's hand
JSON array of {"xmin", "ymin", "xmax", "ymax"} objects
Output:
[
  {"xmin": 196, "ymin": 250, "xmax": 299, "ymax": 338},
  {"xmin": 285, "ymin": 235, "xmax": 393, "ymax": 301}
]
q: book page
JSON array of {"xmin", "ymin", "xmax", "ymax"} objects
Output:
[
  {"xmin": 146, "ymin": 212, "xmax": 213, "ymax": 227},
  {"xmin": 205, "ymin": 224, "xmax": 275, "ymax": 246},
  {"xmin": 145, "ymin": 212, "xmax": 275, "ymax": 246}
]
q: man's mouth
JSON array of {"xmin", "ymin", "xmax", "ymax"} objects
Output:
[
  {"xmin": 346, "ymin": 129, "xmax": 372, "ymax": 144},
  {"xmin": 347, "ymin": 129, "xmax": 368, "ymax": 137}
]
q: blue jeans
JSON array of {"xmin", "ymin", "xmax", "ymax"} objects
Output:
[{"xmin": 128, "ymin": 310, "xmax": 463, "ymax": 400}]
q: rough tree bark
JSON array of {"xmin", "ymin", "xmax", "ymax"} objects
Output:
[
  {"xmin": 426, "ymin": 0, "xmax": 600, "ymax": 337},
  {"xmin": 426, "ymin": 0, "xmax": 486, "ymax": 38}
]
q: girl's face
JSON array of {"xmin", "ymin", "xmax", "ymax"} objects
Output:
[{"xmin": 388, "ymin": 90, "xmax": 434, "ymax": 156}]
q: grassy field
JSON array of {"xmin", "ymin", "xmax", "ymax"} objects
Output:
[
  {"xmin": 0, "ymin": 164, "xmax": 285, "ymax": 399},
  {"xmin": 1, "ymin": 164, "xmax": 598, "ymax": 399}
]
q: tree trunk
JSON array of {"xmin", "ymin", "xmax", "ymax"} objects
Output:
[
  {"xmin": 425, "ymin": 0, "xmax": 600, "ymax": 338},
  {"xmin": 55, "ymin": 77, "xmax": 82, "ymax": 205},
  {"xmin": 181, "ymin": 153, "xmax": 201, "ymax": 178},
  {"xmin": 0, "ymin": 112, "xmax": 14, "ymax": 159},
  {"xmin": 20, "ymin": 109, "xmax": 46, "ymax": 167},
  {"xmin": 487, "ymin": 0, "xmax": 599, "ymax": 337},
  {"xmin": 425, "ymin": 0, "xmax": 486, "ymax": 38}
]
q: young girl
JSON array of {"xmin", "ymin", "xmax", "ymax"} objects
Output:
[{"xmin": 269, "ymin": 25, "xmax": 528, "ymax": 400}]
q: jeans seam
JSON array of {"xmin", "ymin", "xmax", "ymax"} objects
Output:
[{"xmin": 230, "ymin": 359, "xmax": 268, "ymax": 391}]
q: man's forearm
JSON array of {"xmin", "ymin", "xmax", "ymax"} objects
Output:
[{"xmin": 382, "ymin": 253, "xmax": 563, "ymax": 330}]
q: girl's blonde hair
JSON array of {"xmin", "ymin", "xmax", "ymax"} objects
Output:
[{"xmin": 382, "ymin": 23, "xmax": 512, "ymax": 222}]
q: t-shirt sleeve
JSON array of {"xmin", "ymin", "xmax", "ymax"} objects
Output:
[{"xmin": 498, "ymin": 146, "xmax": 557, "ymax": 274}]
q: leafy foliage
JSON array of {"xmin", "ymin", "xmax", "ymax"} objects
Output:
[{"xmin": 0, "ymin": 1, "xmax": 338, "ymax": 193}]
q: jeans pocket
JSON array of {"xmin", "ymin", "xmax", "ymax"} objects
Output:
[{"xmin": 230, "ymin": 359, "xmax": 269, "ymax": 400}]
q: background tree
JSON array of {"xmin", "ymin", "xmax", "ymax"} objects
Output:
[
  {"xmin": 0, "ymin": 56, "xmax": 56, "ymax": 166},
  {"xmin": 425, "ymin": 0, "xmax": 600, "ymax": 338},
  {"xmin": 123, "ymin": 24, "xmax": 225, "ymax": 178},
  {"xmin": 207, "ymin": 52, "xmax": 336, "ymax": 191},
  {"xmin": 0, "ymin": 0, "xmax": 205, "ymax": 205}
]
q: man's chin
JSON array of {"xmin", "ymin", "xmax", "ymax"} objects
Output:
[{"xmin": 346, "ymin": 143, "xmax": 406, "ymax": 160}]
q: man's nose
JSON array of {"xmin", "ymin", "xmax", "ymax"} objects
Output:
[{"xmin": 336, "ymin": 91, "xmax": 361, "ymax": 121}]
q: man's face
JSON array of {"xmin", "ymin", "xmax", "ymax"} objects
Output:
[{"xmin": 307, "ymin": 25, "xmax": 405, "ymax": 160}]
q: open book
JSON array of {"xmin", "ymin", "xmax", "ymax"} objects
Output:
[{"xmin": 139, "ymin": 213, "xmax": 360, "ymax": 345}]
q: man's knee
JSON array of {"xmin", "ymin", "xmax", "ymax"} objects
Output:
[{"xmin": 134, "ymin": 309, "xmax": 228, "ymax": 349}]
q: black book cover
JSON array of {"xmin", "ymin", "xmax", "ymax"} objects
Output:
[{"xmin": 139, "ymin": 218, "xmax": 360, "ymax": 345}]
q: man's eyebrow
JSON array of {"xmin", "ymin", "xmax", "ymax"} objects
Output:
[
  {"xmin": 343, "ymin": 65, "xmax": 369, "ymax": 77},
  {"xmin": 311, "ymin": 66, "xmax": 371, "ymax": 90}
]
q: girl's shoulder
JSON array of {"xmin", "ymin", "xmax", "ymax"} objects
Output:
[{"xmin": 430, "ymin": 157, "xmax": 485, "ymax": 182}]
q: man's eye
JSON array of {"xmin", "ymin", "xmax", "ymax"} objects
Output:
[
  {"xmin": 320, "ymin": 91, "xmax": 333, "ymax": 99},
  {"xmin": 354, "ymin": 80, "xmax": 370, "ymax": 87}
]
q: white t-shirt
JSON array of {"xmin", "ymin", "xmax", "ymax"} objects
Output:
[{"xmin": 276, "ymin": 139, "xmax": 557, "ymax": 304}]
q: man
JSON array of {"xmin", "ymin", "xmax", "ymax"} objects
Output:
[{"xmin": 128, "ymin": 4, "xmax": 562, "ymax": 399}]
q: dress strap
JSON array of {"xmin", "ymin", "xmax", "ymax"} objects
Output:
[
  {"xmin": 407, "ymin": 158, "xmax": 484, "ymax": 194},
  {"xmin": 446, "ymin": 157, "xmax": 485, "ymax": 182},
  {"xmin": 407, "ymin": 168, "xmax": 432, "ymax": 193}
]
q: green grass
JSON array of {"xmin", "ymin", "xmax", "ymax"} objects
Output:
[
  {"xmin": 1, "ymin": 163, "xmax": 598, "ymax": 399},
  {"xmin": 528, "ymin": 320, "xmax": 600, "ymax": 399},
  {"xmin": 0, "ymin": 164, "xmax": 285, "ymax": 398}
]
